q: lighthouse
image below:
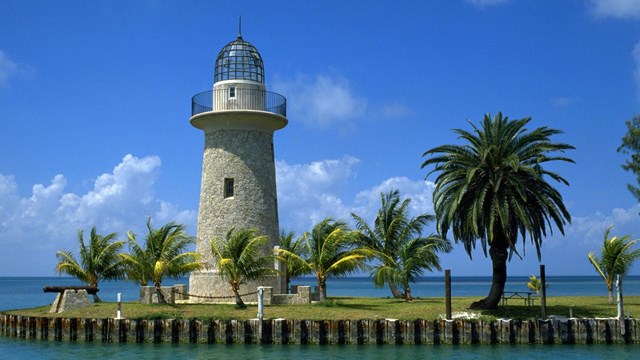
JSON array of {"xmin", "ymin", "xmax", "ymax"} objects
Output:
[{"xmin": 188, "ymin": 28, "xmax": 287, "ymax": 302}]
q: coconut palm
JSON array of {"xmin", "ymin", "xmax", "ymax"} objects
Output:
[
  {"xmin": 121, "ymin": 219, "xmax": 201, "ymax": 303},
  {"xmin": 55, "ymin": 226, "xmax": 126, "ymax": 302},
  {"xmin": 352, "ymin": 190, "xmax": 452, "ymax": 300},
  {"xmin": 374, "ymin": 237, "xmax": 451, "ymax": 302},
  {"xmin": 527, "ymin": 274, "xmax": 542, "ymax": 295},
  {"xmin": 588, "ymin": 226, "xmax": 640, "ymax": 304},
  {"xmin": 278, "ymin": 229, "xmax": 310, "ymax": 293},
  {"xmin": 421, "ymin": 112, "xmax": 574, "ymax": 309},
  {"xmin": 277, "ymin": 218, "xmax": 371, "ymax": 302},
  {"xmin": 211, "ymin": 227, "xmax": 279, "ymax": 307}
]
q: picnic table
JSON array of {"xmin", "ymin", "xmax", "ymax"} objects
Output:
[{"xmin": 501, "ymin": 291, "xmax": 536, "ymax": 306}]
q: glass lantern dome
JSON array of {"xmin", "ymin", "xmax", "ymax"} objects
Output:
[{"xmin": 214, "ymin": 35, "xmax": 264, "ymax": 84}]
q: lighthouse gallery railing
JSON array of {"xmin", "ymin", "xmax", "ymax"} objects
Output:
[{"xmin": 191, "ymin": 89, "xmax": 287, "ymax": 117}]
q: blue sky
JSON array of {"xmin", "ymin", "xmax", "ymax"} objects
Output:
[{"xmin": 1, "ymin": 0, "xmax": 640, "ymax": 278}]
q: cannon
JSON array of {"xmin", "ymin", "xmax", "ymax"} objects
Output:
[{"xmin": 43, "ymin": 286, "xmax": 99, "ymax": 295}]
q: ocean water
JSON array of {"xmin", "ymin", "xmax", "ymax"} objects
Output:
[
  {"xmin": 1, "ymin": 276, "xmax": 639, "ymax": 359},
  {"xmin": 3, "ymin": 275, "xmax": 638, "ymax": 310}
]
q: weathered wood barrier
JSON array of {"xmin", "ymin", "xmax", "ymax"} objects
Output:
[{"xmin": 1, "ymin": 315, "xmax": 639, "ymax": 345}]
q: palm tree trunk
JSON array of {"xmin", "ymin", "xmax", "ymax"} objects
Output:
[
  {"xmin": 318, "ymin": 277, "xmax": 327, "ymax": 302},
  {"xmin": 404, "ymin": 284, "xmax": 413, "ymax": 302},
  {"xmin": 471, "ymin": 240, "xmax": 508, "ymax": 310},
  {"xmin": 90, "ymin": 281, "xmax": 101, "ymax": 303},
  {"xmin": 388, "ymin": 282, "xmax": 405, "ymax": 299},
  {"xmin": 155, "ymin": 285, "xmax": 166, "ymax": 304},
  {"xmin": 233, "ymin": 285, "xmax": 245, "ymax": 308},
  {"xmin": 153, "ymin": 280, "xmax": 167, "ymax": 304},
  {"xmin": 608, "ymin": 287, "xmax": 614, "ymax": 305}
]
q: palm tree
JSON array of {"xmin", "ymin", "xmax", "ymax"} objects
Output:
[
  {"xmin": 374, "ymin": 237, "xmax": 452, "ymax": 302},
  {"xmin": 55, "ymin": 226, "xmax": 125, "ymax": 302},
  {"xmin": 352, "ymin": 190, "xmax": 452, "ymax": 300},
  {"xmin": 278, "ymin": 230, "xmax": 310, "ymax": 293},
  {"xmin": 421, "ymin": 112, "xmax": 574, "ymax": 309},
  {"xmin": 211, "ymin": 227, "xmax": 279, "ymax": 307},
  {"xmin": 588, "ymin": 226, "xmax": 640, "ymax": 304},
  {"xmin": 527, "ymin": 274, "xmax": 542, "ymax": 295},
  {"xmin": 121, "ymin": 219, "xmax": 201, "ymax": 304},
  {"xmin": 277, "ymin": 218, "xmax": 370, "ymax": 302}
]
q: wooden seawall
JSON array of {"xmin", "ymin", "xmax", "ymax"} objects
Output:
[{"xmin": 1, "ymin": 315, "xmax": 639, "ymax": 345}]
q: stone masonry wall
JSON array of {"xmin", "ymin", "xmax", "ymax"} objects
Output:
[{"xmin": 190, "ymin": 126, "xmax": 285, "ymax": 300}]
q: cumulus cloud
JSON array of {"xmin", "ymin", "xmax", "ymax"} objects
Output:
[
  {"xmin": 0, "ymin": 154, "xmax": 196, "ymax": 253},
  {"xmin": 588, "ymin": 0, "xmax": 640, "ymax": 19},
  {"xmin": 276, "ymin": 156, "xmax": 360, "ymax": 231},
  {"xmin": 564, "ymin": 204, "xmax": 640, "ymax": 247},
  {"xmin": 351, "ymin": 177, "xmax": 436, "ymax": 222},
  {"xmin": 276, "ymin": 158, "xmax": 437, "ymax": 235},
  {"xmin": 271, "ymin": 73, "xmax": 367, "ymax": 128}
]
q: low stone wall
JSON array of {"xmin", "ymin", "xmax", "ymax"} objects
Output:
[
  {"xmin": 1, "ymin": 315, "xmax": 638, "ymax": 345},
  {"xmin": 139, "ymin": 285, "xmax": 189, "ymax": 304},
  {"xmin": 263, "ymin": 286, "xmax": 314, "ymax": 305}
]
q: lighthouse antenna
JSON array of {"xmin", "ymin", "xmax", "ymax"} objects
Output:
[{"xmin": 238, "ymin": 16, "xmax": 242, "ymax": 38}]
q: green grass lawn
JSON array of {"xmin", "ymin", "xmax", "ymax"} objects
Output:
[{"xmin": 4, "ymin": 296, "xmax": 639, "ymax": 321}]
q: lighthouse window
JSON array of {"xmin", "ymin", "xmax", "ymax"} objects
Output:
[
  {"xmin": 224, "ymin": 178, "xmax": 234, "ymax": 198},
  {"xmin": 229, "ymin": 86, "xmax": 236, "ymax": 98}
]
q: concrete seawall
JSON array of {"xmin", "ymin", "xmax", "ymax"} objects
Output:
[{"xmin": 1, "ymin": 315, "xmax": 639, "ymax": 345}]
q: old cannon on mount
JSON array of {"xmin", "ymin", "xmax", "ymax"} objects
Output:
[
  {"xmin": 43, "ymin": 285, "xmax": 99, "ymax": 295},
  {"xmin": 43, "ymin": 286, "xmax": 99, "ymax": 313}
]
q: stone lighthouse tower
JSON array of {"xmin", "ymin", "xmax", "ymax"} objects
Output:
[{"xmin": 188, "ymin": 28, "xmax": 287, "ymax": 301}]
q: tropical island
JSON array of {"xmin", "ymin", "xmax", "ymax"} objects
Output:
[
  {"xmin": 2, "ymin": 114, "xmax": 640, "ymax": 345},
  {"xmin": 3, "ymin": 6, "xmax": 640, "ymax": 348}
]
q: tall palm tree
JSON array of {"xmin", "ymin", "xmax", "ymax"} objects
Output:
[
  {"xmin": 55, "ymin": 226, "xmax": 125, "ymax": 302},
  {"xmin": 277, "ymin": 218, "xmax": 371, "ymax": 302},
  {"xmin": 211, "ymin": 227, "xmax": 279, "ymax": 307},
  {"xmin": 588, "ymin": 226, "xmax": 640, "ymax": 304},
  {"xmin": 352, "ymin": 190, "xmax": 452, "ymax": 300},
  {"xmin": 121, "ymin": 219, "xmax": 201, "ymax": 303},
  {"xmin": 278, "ymin": 230, "xmax": 310, "ymax": 293},
  {"xmin": 421, "ymin": 113, "xmax": 574, "ymax": 309}
]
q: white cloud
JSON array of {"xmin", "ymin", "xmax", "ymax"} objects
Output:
[
  {"xmin": 466, "ymin": 0, "xmax": 510, "ymax": 7},
  {"xmin": 565, "ymin": 204, "xmax": 640, "ymax": 247},
  {"xmin": 351, "ymin": 177, "xmax": 436, "ymax": 223},
  {"xmin": 276, "ymin": 158, "xmax": 437, "ymax": 235},
  {"xmin": 0, "ymin": 154, "xmax": 196, "ymax": 256},
  {"xmin": 271, "ymin": 73, "xmax": 367, "ymax": 128},
  {"xmin": 588, "ymin": 0, "xmax": 640, "ymax": 19},
  {"xmin": 0, "ymin": 50, "xmax": 18, "ymax": 87},
  {"xmin": 276, "ymin": 156, "xmax": 360, "ymax": 231}
]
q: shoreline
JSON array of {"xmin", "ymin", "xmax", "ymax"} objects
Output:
[{"xmin": 1, "ymin": 314, "xmax": 638, "ymax": 345}]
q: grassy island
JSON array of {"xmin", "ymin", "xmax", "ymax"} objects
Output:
[{"xmin": 4, "ymin": 296, "xmax": 639, "ymax": 321}]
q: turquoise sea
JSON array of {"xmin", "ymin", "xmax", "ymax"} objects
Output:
[{"xmin": 1, "ymin": 276, "xmax": 639, "ymax": 359}]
